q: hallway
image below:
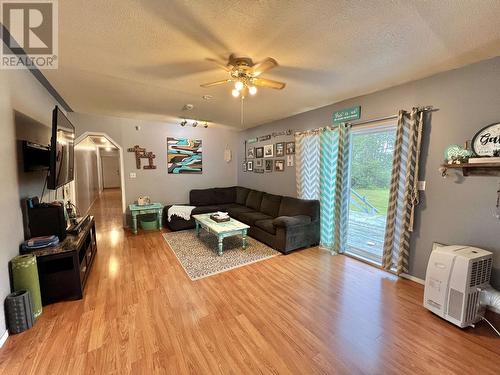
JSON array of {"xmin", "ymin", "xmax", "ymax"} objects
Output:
[{"xmin": 1, "ymin": 191, "xmax": 499, "ymax": 374}]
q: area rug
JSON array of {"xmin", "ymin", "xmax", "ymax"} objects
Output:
[{"xmin": 163, "ymin": 230, "xmax": 280, "ymax": 280}]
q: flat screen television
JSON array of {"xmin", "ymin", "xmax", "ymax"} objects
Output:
[{"xmin": 47, "ymin": 106, "xmax": 75, "ymax": 190}]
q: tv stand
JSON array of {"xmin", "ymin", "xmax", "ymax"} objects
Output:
[{"xmin": 22, "ymin": 216, "xmax": 97, "ymax": 305}]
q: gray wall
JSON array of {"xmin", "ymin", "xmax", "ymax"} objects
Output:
[
  {"xmin": 69, "ymin": 113, "xmax": 240, "ymax": 208},
  {"xmin": 238, "ymin": 57, "xmax": 500, "ymax": 287},
  {"xmin": 0, "ymin": 68, "xmax": 62, "ymax": 338},
  {"xmin": 75, "ymin": 147, "xmax": 99, "ymax": 214}
]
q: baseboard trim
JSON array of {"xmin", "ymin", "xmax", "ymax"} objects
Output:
[
  {"xmin": 0, "ymin": 330, "xmax": 8, "ymax": 348},
  {"xmin": 400, "ymin": 273, "xmax": 425, "ymax": 285}
]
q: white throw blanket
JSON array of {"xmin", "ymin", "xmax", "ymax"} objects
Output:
[{"xmin": 167, "ymin": 205, "xmax": 196, "ymax": 222}]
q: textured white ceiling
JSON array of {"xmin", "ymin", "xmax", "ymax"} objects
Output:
[{"xmin": 43, "ymin": 0, "xmax": 500, "ymax": 129}]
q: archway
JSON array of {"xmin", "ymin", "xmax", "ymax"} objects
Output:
[{"xmin": 72, "ymin": 132, "xmax": 127, "ymax": 226}]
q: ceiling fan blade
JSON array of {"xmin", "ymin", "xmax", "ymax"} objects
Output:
[
  {"xmin": 251, "ymin": 58, "xmax": 278, "ymax": 76},
  {"xmin": 252, "ymin": 78, "xmax": 286, "ymax": 90},
  {"xmin": 200, "ymin": 79, "xmax": 231, "ymax": 88},
  {"xmin": 206, "ymin": 58, "xmax": 232, "ymax": 72}
]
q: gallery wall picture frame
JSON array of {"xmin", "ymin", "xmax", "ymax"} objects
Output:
[
  {"xmin": 247, "ymin": 147, "xmax": 255, "ymax": 159},
  {"xmin": 264, "ymin": 144, "xmax": 274, "ymax": 158},
  {"xmin": 247, "ymin": 160, "xmax": 254, "ymax": 171},
  {"xmin": 275, "ymin": 142, "xmax": 285, "ymax": 157},
  {"xmin": 254, "ymin": 169, "xmax": 264, "ymax": 173},
  {"xmin": 243, "ymin": 162, "xmax": 247, "ymax": 172},
  {"xmin": 275, "ymin": 159, "xmax": 285, "ymax": 171},
  {"xmin": 286, "ymin": 142, "xmax": 295, "ymax": 155},
  {"xmin": 287, "ymin": 155, "xmax": 294, "ymax": 167},
  {"xmin": 255, "ymin": 159, "xmax": 263, "ymax": 168},
  {"xmin": 255, "ymin": 147, "xmax": 264, "ymax": 158},
  {"xmin": 265, "ymin": 159, "xmax": 273, "ymax": 172}
]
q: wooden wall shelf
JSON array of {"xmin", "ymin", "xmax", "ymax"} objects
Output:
[{"xmin": 442, "ymin": 163, "xmax": 500, "ymax": 177}]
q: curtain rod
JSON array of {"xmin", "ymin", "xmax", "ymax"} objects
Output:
[{"xmin": 295, "ymin": 106, "xmax": 438, "ymax": 136}]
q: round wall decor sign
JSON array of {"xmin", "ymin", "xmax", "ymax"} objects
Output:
[{"xmin": 472, "ymin": 122, "xmax": 500, "ymax": 156}]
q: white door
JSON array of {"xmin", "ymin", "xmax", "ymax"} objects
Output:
[{"xmin": 101, "ymin": 156, "xmax": 121, "ymax": 188}]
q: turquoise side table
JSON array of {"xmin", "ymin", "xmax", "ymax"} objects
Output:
[{"xmin": 129, "ymin": 203, "xmax": 163, "ymax": 234}]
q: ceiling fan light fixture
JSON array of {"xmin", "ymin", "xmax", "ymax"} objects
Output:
[
  {"xmin": 234, "ymin": 81, "xmax": 244, "ymax": 91},
  {"xmin": 231, "ymin": 89, "xmax": 240, "ymax": 98},
  {"xmin": 249, "ymin": 86, "xmax": 257, "ymax": 95}
]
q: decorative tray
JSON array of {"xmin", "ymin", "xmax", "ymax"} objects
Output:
[{"xmin": 210, "ymin": 214, "xmax": 230, "ymax": 223}]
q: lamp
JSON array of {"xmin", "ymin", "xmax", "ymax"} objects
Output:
[
  {"xmin": 231, "ymin": 89, "xmax": 240, "ymax": 98},
  {"xmin": 248, "ymin": 86, "xmax": 257, "ymax": 95},
  {"xmin": 234, "ymin": 81, "xmax": 244, "ymax": 91}
]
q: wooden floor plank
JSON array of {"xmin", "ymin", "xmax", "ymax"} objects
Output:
[{"xmin": 0, "ymin": 188, "xmax": 498, "ymax": 374}]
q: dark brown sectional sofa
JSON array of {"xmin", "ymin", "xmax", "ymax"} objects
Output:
[{"xmin": 163, "ymin": 186, "xmax": 320, "ymax": 254}]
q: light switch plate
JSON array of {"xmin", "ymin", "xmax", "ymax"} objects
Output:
[
  {"xmin": 417, "ymin": 181, "xmax": 426, "ymax": 191},
  {"xmin": 129, "ymin": 172, "xmax": 137, "ymax": 179}
]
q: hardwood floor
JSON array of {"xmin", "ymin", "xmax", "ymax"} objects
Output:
[{"xmin": 1, "ymin": 189, "xmax": 499, "ymax": 374}]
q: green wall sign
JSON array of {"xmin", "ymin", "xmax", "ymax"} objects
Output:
[{"xmin": 332, "ymin": 106, "xmax": 361, "ymax": 124}]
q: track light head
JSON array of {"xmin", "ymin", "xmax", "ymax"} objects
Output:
[
  {"xmin": 203, "ymin": 122, "xmax": 208, "ymax": 128},
  {"xmin": 180, "ymin": 120, "xmax": 187, "ymax": 126},
  {"xmin": 192, "ymin": 121, "xmax": 198, "ymax": 127}
]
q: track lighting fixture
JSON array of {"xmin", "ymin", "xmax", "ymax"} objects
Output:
[{"xmin": 179, "ymin": 119, "xmax": 209, "ymax": 128}]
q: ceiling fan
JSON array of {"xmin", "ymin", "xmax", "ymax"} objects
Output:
[{"xmin": 200, "ymin": 54, "xmax": 286, "ymax": 98}]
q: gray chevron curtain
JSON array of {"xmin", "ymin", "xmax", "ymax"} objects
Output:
[
  {"xmin": 382, "ymin": 108, "xmax": 425, "ymax": 274},
  {"xmin": 295, "ymin": 125, "xmax": 350, "ymax": 253}
]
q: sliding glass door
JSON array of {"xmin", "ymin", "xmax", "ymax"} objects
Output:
[{"xmin": 345, "ymin": 123, "xmax": 396, "ymax": 265}]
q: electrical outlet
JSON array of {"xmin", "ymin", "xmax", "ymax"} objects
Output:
[
  {"xmin": 417, "ymin": 181, "xmax": 426, "ymax": 191},
  {"xmin": 129, "ymin": 172, "xmax": 137, "ymax": 179}
]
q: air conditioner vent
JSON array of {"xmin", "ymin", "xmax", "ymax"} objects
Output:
[
  {"xmin": 469, "ymin": 259, "xmax": 492, "ymax": 287},
  {"xmin": 466, "ymin": 291, "xmax": 480, "ymax": 323}
]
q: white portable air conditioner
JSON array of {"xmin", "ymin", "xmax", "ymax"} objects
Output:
[{"xmin": 424, "ymin": 244, "xmax": 493, "ymax": 328}]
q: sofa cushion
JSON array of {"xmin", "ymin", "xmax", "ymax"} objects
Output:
[
  {"xmin": 217, "ymin": 203, "xmax": 241, "ymax": 210},
  {"xmin": 191, "ymin": 205, "xmax": 224, "ymax": 215},
  {"xmin": 227, "ymin": 205, "xmax": 253, "ymax": 218},
  {"xmin": 214, "ymin": 187, "xmax": 236, "ymax": 204},
  {"xmin": 278, "ymin": 196, "xmax": 320, "ymax": 221},
  {"xmin": 236, "ymin": 186, "xmax": 250, "ymax": 205},
  {"xmin": 231, "ymin": 209, "xmax": 257, "ymax": 222},
  {"xmin": 190, "ymin": 189, "xmax": 216, "ymax": 206},
  {"xmin": 255, "ymin": 219, "xmax": 276, "ymax": 234},
  {"xmin": 260, "ymin": 193, "xmax": 282, "ymax": 217},
  {"xmin": 273, "ymin": 215, "xmax": 312, "ymax": 228},
  {"xmin": 237, "ymin": 212, "xmax": 272, "ymax": 226},
  {"xmin": 245, "ymin": 190, "xmax": 263, "ymax": 211}
]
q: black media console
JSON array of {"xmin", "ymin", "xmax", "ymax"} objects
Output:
[{"xmin": 23, "ymin": 216, "xmax": 97, "ymax": 305}]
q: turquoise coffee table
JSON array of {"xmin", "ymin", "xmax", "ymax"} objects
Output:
[
  {"xmin": 129, "ymin": 203, "xmax": 163, "ymax": 234},
  {"xmin": 193, "ymin": 213, "xmax": 250, "ymax": 256}
]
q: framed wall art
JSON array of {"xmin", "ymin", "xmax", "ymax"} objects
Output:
[
  {"xmin": 167, "ymin": 138, "xmax": 202, "ymax": 174},
  {"xmin": 264, "ymin": 144, "xmax": 274, "ymax": 158},
  {"xmin": 247, "ymin": 147, "xmax": 255, "ymax": 159},
  {"xmin": 265, "ymin": 159, "xmax": 273, "ymax": 172},
  {"xmin": 275, "ymin": 142, "xmax": 285, "ymax": 157},
  {"xmin": 286, "ymin": 142, "xmax": 295, "ymax": 155},
  {"xmin": 255, "ymin": 147, "xmax": 264, "ymax": 158},
  {"xmin": 255, "ymin": 159, "xmax": 263, "ymax": 168},
  {"xmin": 275, "ymin": 159, "xmax": 285, "ymax": 171},
  {"xmin": 247, "ymin": 160, "xmax": 254, "ymax": 171}
]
